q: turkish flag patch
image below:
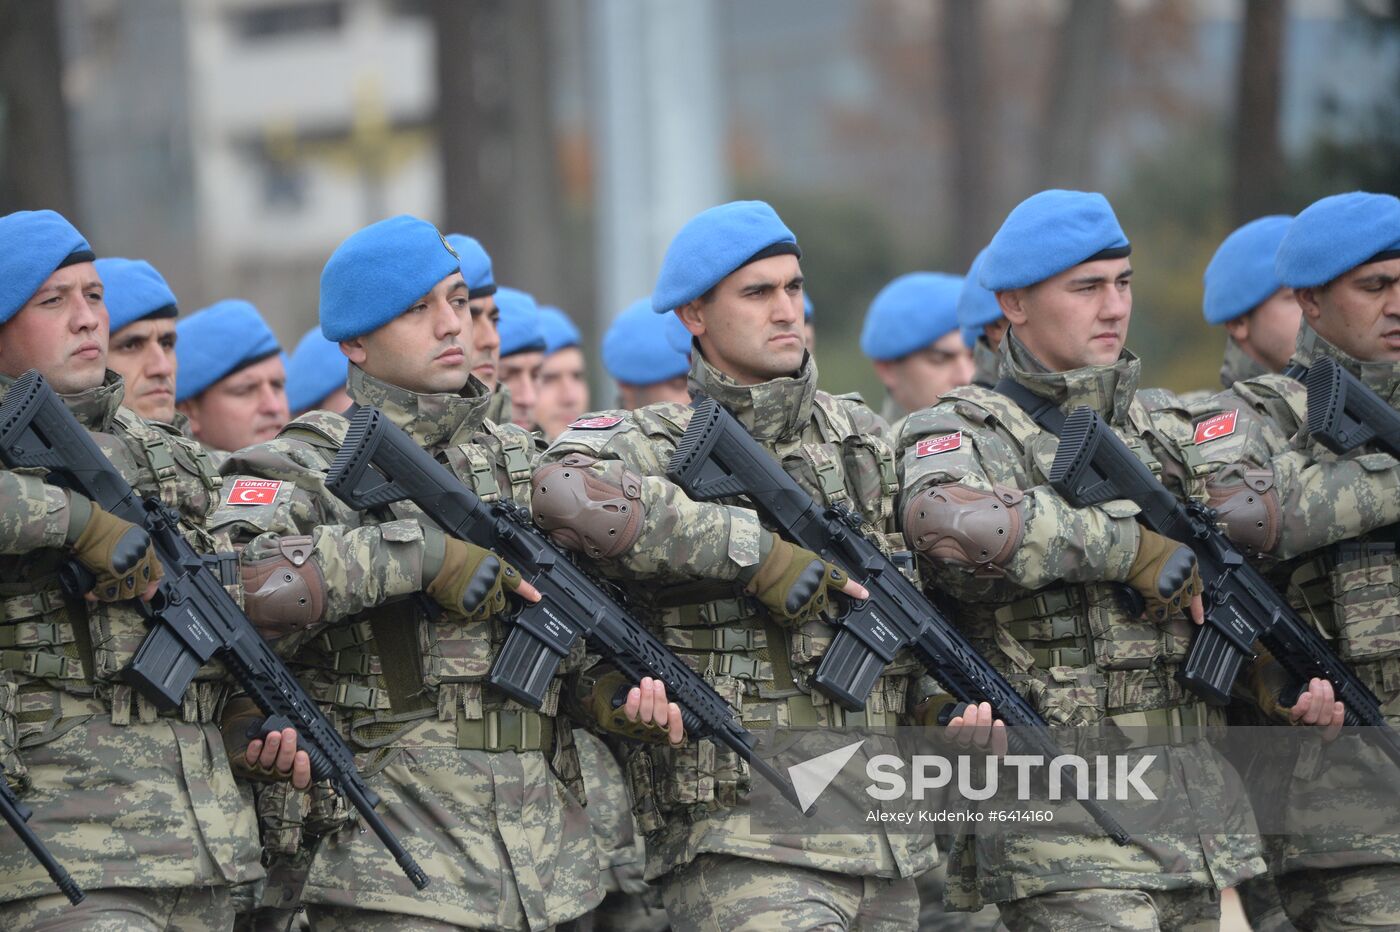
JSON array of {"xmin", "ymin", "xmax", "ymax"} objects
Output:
[
  {"xmin": 225, "ymin": 478, "xmax": 283, "ymax": 506},
  {"xmin": 567, "ymin": 415, "xmax": 624, "ymax": 430},
  {"xmin": 915, "ymin": 431, "xmax": 962, "ymax": 457},
  {"xmin": 1193, "ymin": 410, "xmax": 1239, "ymax": 445}
]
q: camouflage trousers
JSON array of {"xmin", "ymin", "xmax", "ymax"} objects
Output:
[
  {"xmin": 1274, "ymin": 863, "xmax": 1400, "ymax": 931},
  {"xmin": 659, "ymin": 853, "xmax": 920, "ymax": 931},
  {"xmin": 915, "ymin": 861, "xmax": 1003, "ymax": 931},
  {"xmin": 1234, "ymin": 875, "xmax": 1297, "ymax": 932},
  {"xmin": 305, "ymin": 904, "xmax": 464, "ymax": 931},
  {"xmin": 994, "ymin": 886, "xmax": 1221, "ymax": 932},
  {"xmin": 0, "ymin": 885, "xmax": 234, "ymax": 931}
]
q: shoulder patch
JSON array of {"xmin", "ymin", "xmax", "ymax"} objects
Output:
[
  {"xmin": 1193, "ymin": 410, "xmax": 1238, "ymax": 444},
  {"xmin": 567, "ymin": 415, "xmax": 625, "ymax": 430},
  {"xmin": 915, "ymin": 431, "xmax": 963, "ymax": 457},
  {"xmin": 225, "ymin": 478, "xmax": 283, "ymax": 505}
]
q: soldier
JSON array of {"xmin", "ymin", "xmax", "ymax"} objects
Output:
[
  {"xmin": 1203, "ymin": 215, "xmax": 1299, "ymax": 389},
  {"xmin": 861, "ymin": 272, "xmax": 974, "ymax": 429},
  {"xmin": 211, "ymin": 214, "xmax": 603, "ymax": 930},
  {"xmin": 175, "ymin": 300, "xmax": 291, "ymax": 455},
  {"xmin": 94, "ymin": 257, "xmax": 181, "ymax": 424},
  {"xmin": 495, "ymin": 286, "xmax": 546, "ymax": 431},
  {"xmin": 0, "ymin": 209, "xmax": 265, "ymax": 929},
  {"xmin": 445, "ymin": 234, "xmax": 510, "ymax": 427},
  {"xmin": 1203, "ymin": 191, "xmax": 1400, "ymax": 929},
  {"xmin": 533, "ymin": 200, "xmax": 938, "ymax": 930},
  {"xmin": 899, "ymin": 189, "xmax": 1271, "ymax": 930},
  {"xmin": 601, "ymin": 297, "xmax": 693, "ymax": 409},
  {"xmin": 534, "ymin": 306, "xmax": 590, "ymax": 441},
  {"xmin": 956, "ymin": 248, "xmax": 1009, "ymax": 389},
  {"xmin": 285, "ymin": 327, "xmax": 350, "ymax": 416}
]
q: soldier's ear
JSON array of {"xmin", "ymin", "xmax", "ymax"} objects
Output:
[
  {"xmin": 997, "ymin": 289, "xmax": 1028, "ymax": 327},
  {"xmin": 1223, "ymin": 313, "xmax": 1250, "ymax": 342},
  {"xmin": 339, "ymin": 337, "xmax": 368, "ymax": 366},
  {"xmin": 1294, "ymin": 287, "xmax": 1324, "ymax": 324},
  {"xmin": 676, "ymin": 300, "xmax": 707, "ymax": 337}
]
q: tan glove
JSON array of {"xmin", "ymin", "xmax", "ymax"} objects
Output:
[
  {"xmin": 746, "ymin": 532, "xmax": 849, "ymax": 626},
  {"xmin": 1124, "ymin": 528, "xmax": 1202, "ymax": 621},
  {"xmin": 221, "ymin": 696, "xmax": 283, "ymax": 783},
  {"xmin": 66, "ymin": 495, "xmax": 162, "ymax": 601},
  {"xmin": 425, "ymin": 536, "xmax": 522, "ymax": 622}
]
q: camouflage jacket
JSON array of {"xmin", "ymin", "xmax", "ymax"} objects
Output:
[
  {"xmin": 971, "ymin": 335, "xmax": 1000, "ymax": 389},
  {"xmin": 211, "ymin": 365, "xmax": 600, "ymax": 927},
  {"xmin": 539, "ymin": 351, "xmax": 938, "ymax": 882},
  {"xmin": 898, "ymin": 333, "xmax": 1265, "ymax": 902},
  {"xmin": 485, "ymin": 381, "xmax": 512, "ymax": 427},
  {"xmin": 0, "ymin": 371, "xmax": 260, "ymax": 902},
  {"xmin": 1220, "ymin": 335, "xmax": 1270, "ymax": 390}
]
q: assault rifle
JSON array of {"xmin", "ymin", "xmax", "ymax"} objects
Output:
[
  {"xmin": 666, "ymin": 397, "xmax": 1132, "ymax": 844},
  {"xmin": 1045, "ymin": 404, "xmax": 1400, "ymax": 769},
  {"xmin": 0, "ymin": 762, "xmax": 83, "ymax": 904},
  {"xmin": 0, "ymin": 371, "xmax": 429, "ymax": 890},
  {"xmin": 323, "ymin": 406, "xmax": 804, "ymax": 812}
]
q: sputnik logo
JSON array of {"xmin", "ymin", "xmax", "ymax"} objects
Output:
[{"xmin": 787, "ymin": 740, "xmax": 865, "ymax": 813}]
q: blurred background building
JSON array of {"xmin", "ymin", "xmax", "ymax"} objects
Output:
[{"xmin": 2, "ymin": 0, "xmax": 1397, "ymax": 401}]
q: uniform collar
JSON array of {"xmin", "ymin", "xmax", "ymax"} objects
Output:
[
  {"xmin": 346, "ymin": 364, "xmax": 491, "ymax": 450},
  {"xmin": 687, "ymin": 346, "xmax": 818, "ymax": 442},
  {"xmin": 1000, "ymin": 329, "xmax": 1141, "ymax": 425},
  {"xmin": 1220, "ymin": 335, "xmax": 1269, "ymax": 389},
  {"xmin": 0, "ymin": 369, "xmax": 125, "ymax": 432},
  {"xmin": 1291, "ymin": 320, "xmax": 1400, "ymax": 405},
  {"xmin": 972, "ymin": 337, "xmax": 1000, "ymax": 388}
]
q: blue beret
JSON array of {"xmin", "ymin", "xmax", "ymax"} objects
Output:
[
  {"xmin": 320, "ymin": 215, "xmax": 463, "ymax": 342},
  {"xmin": 860, "ymin": 272, "xmax": 964, "ymax": 361},
  {"xmin": 652, "ymin": 201, "xmax": 799, "ymax": 313},
  {"xmin": 604, "ymin": 298, "xmax": 693, "ymax": 386},
  {"xmin": 1275, "ymin": 192, "xmax": 1400, "ymax": 289},
  {"xmin": 286, "ymin": 327, "xmax": 348, "ymax": 413},
  {"xmin": 980, "ymin": 190, "xmax": 1130, "ymax": 292},
  {"xmin": 445, "ymin": 233, "xmax": 497, "ymax": 299},
  {"xmin": 175, "ymin": 300, "xmax": 282, "ymax": 403},
  {"xmin": 803, "ymin": 293, "xmax": 814, "ymax": 320},
  {"xmin": 0, "ymin": 209, "xmax": 95, "ymax": 324},
  {"xmin": 538, "ymin": 306, "xmax": 581, "ymax": 354},
  {"xmin": 1202, "ymin": 215, "xmax": 1293, "ymax": 324},
  {"xmin": 496, "ymin": 286, "xmax": 545, "ymax": 357},
  {"xmin": 957, "ymin": 248, "xmax": 1003, "ymax": 348},
  {"xmin": 94, "ymin": 258, "xmax": 178, "ymax": 331}
]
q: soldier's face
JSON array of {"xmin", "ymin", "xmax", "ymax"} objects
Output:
[
  {"xmin": 1226, "ymin": 287, "xmax": 1300, "ymax": 373},
  {"xmin": 0, "ymin": 262, "xmax": 109, "ymax": 394},
  {"xmin": 108, "ymin": 317, "xmax": 178, "ymax": 422},
  {"xmin": 873, "ymin": 330, "xmax": 975, "ymax": 412},
  {"xmin": 469, "ymin": 295, "xmax": 500, "ymax": 389},
  {"xmin": 1001, "ymin": 257, "xmax": 1132, "ymax": 371},
  {"xmin": 534, "ymin": 346, "xmax": 589, "ymax": 440},
  {"xmin": 678, "ymin": 254, "xmax": 806, "ymax": 386},
  {"xmin": 1299, "ymin": 258, "xmax": 1400, "ymax": 362},
  {"xmin": 618, "ymin": 375, "xmax": 691, "ymax": 410},
  {"xmin": 346, "ymin": 273, "xmax": 473, "ymax": 395},
  {"xmin": 179, "ymin": 354, "xmax": 290, "ymax": 452},
  {"xmin": 500, "ymin": 350, "xmax": 543, "ymax": 428}
]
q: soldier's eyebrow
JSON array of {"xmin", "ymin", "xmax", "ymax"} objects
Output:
[
  {"xmin": 1067, "ymin": 275, "xmax": 1108, "ymax": 287},
  {"xmin": 1354, "ymin": 272, "xmax": 1399, "ymax": 288}
]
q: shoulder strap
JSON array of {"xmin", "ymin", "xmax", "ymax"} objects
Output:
[{"xmin": 993, "ymin": 377, "xmax": 1066, "ymax": 435}]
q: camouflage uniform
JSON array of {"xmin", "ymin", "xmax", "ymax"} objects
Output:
[
  {"xmin": 1202, "ymin": 321, "xmax": 1400, "ymax": 929},
  {"xmin": 210, "ymin": 364, "xmax": 601, "ymax": 930},
  {"xmin": 1218, "ymin": 335, "xmax": 1269, "ymax": 391},
  {"xmin": 485, "ymin": 382, "xmax": 512, "ymax": 428},
  {"xmin": 537, "ymin": 351, "xmax": 936, "ymax": 931},
  {"xmin": 971, "ymin": 336, "xmax": 1000, "ymax": 390},
  {"xmin": 898, "ymin": 333, "xmax": 1266, "ymax": 929},
  {"xmin": 0, "ymin": 372, "xmax": 262, "ymax": 929}
]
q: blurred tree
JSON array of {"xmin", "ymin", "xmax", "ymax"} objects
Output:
[
  {"xmin": 1040, "ymin": 0, "xmax": 1116, "ymax": 188},
  {"xmin": 942, "ymin": 0, "xmax": 991, "ymax": 268},
  {"xmin": 1230, "ymin": 0, "xmax": 1287, "ymax": 225},
  {"xmin": 0, "ymin": 0, "xmax": 76, "ymax": 217}
]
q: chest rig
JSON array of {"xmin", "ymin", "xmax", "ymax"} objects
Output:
[
  {"xmin": 627, "ymin": 395, "xmax": 920, "ymax": 828},
  {"xmin": 956, "ymin": 382, "xmax": 1205, "ymax": 727},
  {"xmin": 1, "ymin": 408, "xmax": 227, "ymax": 738},
  {"xmin": 286, "ymin": 414, "xmax": 567, "ymax": 762}
]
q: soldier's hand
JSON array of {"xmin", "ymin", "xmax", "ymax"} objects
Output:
[
  {"xmin": 944, "ymin": 701, "xmax": 1009, "ymax": 756},
  {"xmin": 245, "ymin": 726, "xmax": 313, "ymax": 789},
  {"xmin": 621, "ymin": 677, "xmax": 686, "ymax": 747},
  {"xmin": 747, "ymin": 534, "xmax": 867, "ymax": 626},
  {"xmin": 1289, "ymin": 677, "xmax": 1345, "ymax": 743},
  {"xmin": 67, "ymin": 498, "xmax": 162, "ymax": 602},
  {"xmin": 426, "ymin": 537, "xmax": 537, "ymax": 620},
  {"xmin": 1124, "ymin": 528, "xmax": 1202, "ymax": 623}
]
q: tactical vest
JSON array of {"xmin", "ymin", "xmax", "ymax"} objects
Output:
[
  {"xmin": 932, "ymin": 385, "xmax": 1218, "ymax": 732},
  {"xmin": 622, "ymin": 394, "xmax": 918, "ymax": 829},
  {"xmin": 271, "ymin": 411, "xmax": 579, "ymax": 775},
  {"xmin": 0, "ymin": 407, "xmax": 228, "ymax": 738}
]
